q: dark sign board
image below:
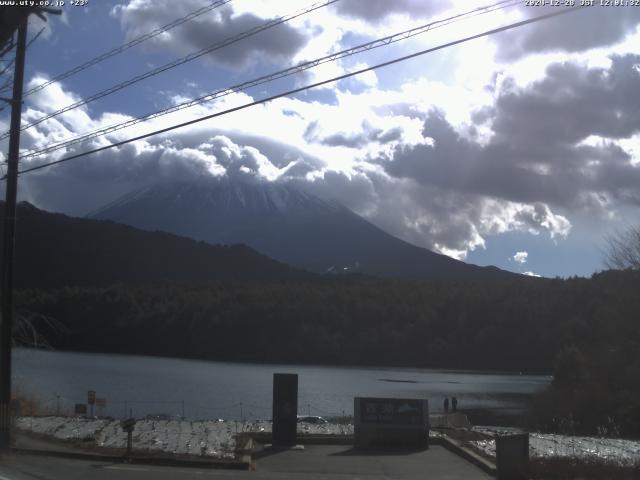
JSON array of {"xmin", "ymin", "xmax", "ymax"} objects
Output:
[
  {"xmin": 121, "ymin": 418, "xmax": 136, "ymax": 432},
  {"xmin": 354, "ymin": 397, "xmax": 429, "ymax": 449},
  {"xmin": 359, "ymin": 398, "xmax": 425, "ymax": 425},
  {"xmin": 272, "ymin": 373, "xmax": 298, "ymax": 446},
  {"xmin": 87, "ymin": 390, "xmax": 96, "ymax": 405},
  {"xmin": 74, "ymin": 404, "xmax": 87, "ymax": 415}
]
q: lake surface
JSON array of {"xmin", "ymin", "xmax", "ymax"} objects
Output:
[{"xmin": 13, "ymin": 348, "xmax": 550, "ymax": 421}]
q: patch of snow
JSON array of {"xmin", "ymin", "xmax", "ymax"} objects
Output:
[
  {"xmin": 16, "ymin": 416, "xmax": 354, "ymax": 458},
  {"xmin": 469, "ymin": 426, "xmax": 640, "ymax": 466}
]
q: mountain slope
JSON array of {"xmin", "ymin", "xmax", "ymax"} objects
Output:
[
  {"xmin": 90, "ymin": 179, "xmax": 516, "ymax": 280},
  {"xmin": 0, "ymin": 201, "xmax": 308, "ymax": 289}
]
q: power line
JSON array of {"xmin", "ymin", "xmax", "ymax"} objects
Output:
[
  {"xmin": 0, "ymin": 78, "xmax": 12, "ymax": 95},
  {"xmin": 0, "ymin": 39, "xmax": 15, "ymax": 59},
  {"xmin": 11, "ymin": 5, "xmax": 585, "ymax": 179},
  {"xmin": 0, "ymin": 58, "xmax": 15, "ymax": 78},
  {"xmin": 0, "ymin": 0, "xmax": 339, "ymax": 141},
  {"xmin": 25, "ymin": 26, "xmax": 46, "ymax": 51},
  {"xmin": 0, "ymin": 29, "xmax": 44, "ymax": 93},
  {"xmin": 20, "ymin": 0, "xmax": 520, "ymax": 160},
  {"xmin": 0, "ymin": 25, "xmax": 41, "ymax": 71},
  {"xmin": 0, "ymin": 29, "xmax": 44, "ymax": 90},
  {"xmin": 0, "ymin": 0, "xmax": 233, "ymax": 97},
  {"xmin": 0, "ymin": 27, "xmax": 46, "ymax": 114}
]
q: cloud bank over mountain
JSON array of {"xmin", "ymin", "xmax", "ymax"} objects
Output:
[{"xmin": 4, "ymin": 1, "xmax": 640, "ymax": 274}]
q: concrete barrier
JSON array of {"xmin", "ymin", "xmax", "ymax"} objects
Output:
[{"xmin": 430, "ymin": 412, "xmax": 470, "ymax": 429}]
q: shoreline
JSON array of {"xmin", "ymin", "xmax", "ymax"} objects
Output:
[{"xmin": 13, "ymin": 347, "xmax": 554, "ymax": 377}]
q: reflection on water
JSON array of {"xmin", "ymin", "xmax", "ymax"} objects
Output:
[{"xmin": 13, "ymin": 348, "xmax": 550, "ymax": 420}]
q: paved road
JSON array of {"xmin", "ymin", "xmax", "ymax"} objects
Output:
[
  {"xmin": 0, "ymin": 445, "xmax": 491, "ymax": 479},
  {"xmin": 14, "ymin": 433, "xmax": 102, "ymax": 455},
  {"xmin": 0, "ymin": 454, "xmax": 244, "ymax": 480},
  {"xmin": 255, "ymin": 445, "xmax": 492, "ymax": 479}
]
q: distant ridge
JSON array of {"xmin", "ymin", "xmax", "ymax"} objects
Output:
[
  {"xmin": 90, "ymin": 178, "xmax": 518, "ymax": 281},
  {"xmin": 1, "ymin": 201, "xmax": 308, "ymax": 289}
]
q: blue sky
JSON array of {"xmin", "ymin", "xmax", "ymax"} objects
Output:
[{"xmin": 1, "ymin": 0, "xmax": 640, "ymax": 278}]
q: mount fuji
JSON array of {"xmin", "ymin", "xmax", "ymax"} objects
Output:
[{"xmin": 89, "ymin": 178, "xmax": 514, "ymax": 280}]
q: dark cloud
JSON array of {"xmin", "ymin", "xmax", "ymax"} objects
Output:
[
  {"xmin": 321, "ymin": 131, "xmax": 370, "ymax": 148},
  {"xmin": 292, "ymin": 169, "xmax": 378, "ymax": 216},
  {"xmin": 376, "ymin": 127, "xmax": 403, "ymax": 144},
  {"xmin": 333, "ymin": 0, "xmax": 452, "ymax": 23},
  {"xmin": 304, "ymin": 120, "xmax": 404, "ymax": 147},
  {"xmin": 342, "ymin": 174, "xmax": 494, "ymax": 255},
  {"xmin": 114, "ymin": 0, "xmax": 309, "ymax": 69},
  {"xmin": 381, "ymin": 54, "xmax": 640, "ymax": 213},
  {"xmin": 495, "ymin": 6, "xmax": 640, "ymax": 60},
  {"xmin": 491, "ymin": 55, "xmax": 640, "ymax": 147}
]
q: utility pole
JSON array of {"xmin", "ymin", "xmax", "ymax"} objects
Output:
[{"xmin": 0, "ymin": 19, "xmax": 27, "ymax": 451}]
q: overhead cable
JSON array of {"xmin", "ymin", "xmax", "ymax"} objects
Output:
[
  {"xmin": 20, "ymin": 0, "xmax": 519, "ymax": 160},
  {"xmin": 0, "ymin": 27, "xmax": 47, "ymax": 114},
  {"xmin": 11, "ymin": 5, "xmax": 585, "ymax": 178},
  {"xmin": 0, "ymin": 27, "xmax": 43, "ymax": 84},
  {"xmin": 0, "ymin": 0, "xmax": 233, "ymax": 97},
  {"xmin": 0, "ymin": 0, "xmax": 339, "ymax": 141}
]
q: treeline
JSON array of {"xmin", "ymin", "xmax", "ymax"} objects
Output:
[
  {"xmin": 13, "ymin": 270, "xmax": 639, "ymax": 371},
  {"xmin": 14, "ymin": 269, "xmax": 640, "ymax": 436}
]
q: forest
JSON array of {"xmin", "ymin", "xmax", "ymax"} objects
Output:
[{"xmin": 14, "ymin": 269, "xmax": 640, "ymax": 437}]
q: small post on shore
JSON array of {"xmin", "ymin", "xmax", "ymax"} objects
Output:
[
  {"xmin": 121, "ymin": 417, "xmax": 136, "ymax": 461},
  {"xmin": 126, "ymin": 430, "xmax": 133, "ymax": 459}
]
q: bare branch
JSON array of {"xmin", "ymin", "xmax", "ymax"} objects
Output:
[
  {"xmin": 12, "ymin": 310, "xmax": 68, "ymax": 349},
  {"xmin": 604, "ymin": 225, "xmax": 640, "ymax": 270}
]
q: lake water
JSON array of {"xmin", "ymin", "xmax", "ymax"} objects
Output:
[{"xmin": 13, "ymin": 348, "xmax": 550, "ymax": 421}]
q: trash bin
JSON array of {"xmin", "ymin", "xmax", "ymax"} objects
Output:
[{"xmin": 496, "ymin": 433, "xmax": 529, "ymax": 480}]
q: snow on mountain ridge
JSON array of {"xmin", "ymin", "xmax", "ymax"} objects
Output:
[{"xmin": 89, "ymin": 179, "xmax": 341, "ymax": 218}]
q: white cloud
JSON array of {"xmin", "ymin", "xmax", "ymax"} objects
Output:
[{"xmin": 513, "ymin": 251, "xmax": 528, "ymax": 264}]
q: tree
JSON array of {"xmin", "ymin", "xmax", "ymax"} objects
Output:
[{"xmin": 604, "ymin": 224, "xmax": 640, "ymax": 270}]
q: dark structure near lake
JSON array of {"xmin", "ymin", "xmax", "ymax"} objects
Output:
[
  {"xmin": 272, "ymin": 373, "xmax": 298, "ymax": 446},
  {"xmin": 354, "ymin": 397, "xmax": 429, "ymax": 449},
  {"xmin": 496, "ymin": 433, "xmax": 529, "ymax": 480}
]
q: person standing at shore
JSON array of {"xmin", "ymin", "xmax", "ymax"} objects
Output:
[
  {"xmin": 452, "ymin": 396, "xmax": 457, "ymax": 413},
  {"xmin": 444, "ymin": 397, "xmax": 449, "ymax": 413}
]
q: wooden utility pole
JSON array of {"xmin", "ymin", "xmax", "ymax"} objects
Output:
[{"xmin": 0, "ymin": 19, "xmax": 27, "ymax": 451}]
